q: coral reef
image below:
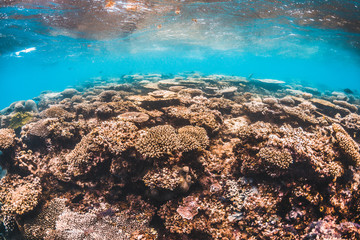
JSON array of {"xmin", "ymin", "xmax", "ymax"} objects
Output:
[{"xmin": 1, "ymin": 73, "xmax": 360, "ymax": 239}]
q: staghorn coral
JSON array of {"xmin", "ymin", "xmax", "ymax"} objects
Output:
[
  {"xmin": 0, "ymin": 174, "xmax": 42, "ymax": 216},
  {"xmin": 0, "ymin": 128, "xmax": 16, "ymax": 150},
  {"xmin": 333, "ymin": 123, "xmax": 360, "ymax": 165},
  {"xmin": 178, "ymin": 125, "xmax": 209, "ymax": 152},
  {"xmin": 136, "ymin": 125, "xmax": 180, "ymax": 159}
]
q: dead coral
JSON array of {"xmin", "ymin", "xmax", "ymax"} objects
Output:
[
  {"xmin": 136, "ymin": 125, "xmax": 180, "ymax": 159},
  {"xmin": 23, "ymin": 198, "xmax": 67, "ymax": 240},
  {"xmin": 282, "ymin": 105, "xmax": 319, "ymax": 125},
  {"xmin": 158, "ymin": 194, "xmax": 234, "ymax": 239},
  {"xmin": 143, "ymin": 166, "xmax": 194, "ymax": 192},
  {"xmin": 0, "ymin": 174, "xmax": 42, "ymax": 216},
  {"xmin": 0, "ymin": 128, "xmax": 16, "ymax": 150}
]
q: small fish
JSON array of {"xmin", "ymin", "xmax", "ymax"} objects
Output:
[
  {"xmin": 247, "ymin": 73, "xmax": 254, "ymax": 80},
  {"xmin": 344, "ymin": 88, "xmax": 354, "ymax": 94}
]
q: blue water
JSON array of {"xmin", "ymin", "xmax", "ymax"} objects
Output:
[{"xmin": 1, "ymin": 0, "xmax": 360, "ymax": 109}]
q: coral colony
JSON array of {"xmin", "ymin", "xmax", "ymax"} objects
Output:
[{"xmin": 1, "ymin": 73, "xmax": 360, "ymax": 239}]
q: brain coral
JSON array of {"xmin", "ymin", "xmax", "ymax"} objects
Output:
[
  {"xmin": 136, "ymin": 125, "xmax": 180, "ymax": 159},
  {"xmin": 0, "ymin": 174, "xmax": 42, "ymax": 215},
  {"xmin": 178, "ymin": 126, "xmax": 209, "ymax": 152},
  {"xmin": 0, "ymin": 128, "xmax": 16, "ymax": 150}
]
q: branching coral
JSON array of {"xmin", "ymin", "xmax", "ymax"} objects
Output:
[
  {"xmin": 333, "ymin": 123, "xmax": 360, "ymax": 165},
  {"xmin": 0, "ymin": 174, "xmax": 42, "ymax": 216},
  {"xmin": 143, "ymin": 166, "xmax": 194, "ymax": 192},
  {"xmin": 178, "ymin": 125, "xmax": 209, "ymax": 152},
  {"xmin": 57, "ymin": 120, "xmax": 138, "ymax": 180},
  {"xmin": 256, "ymin": 146, "xmax": 293, "ymax": 177},
  {"xmin": 136, "ymin": 125, "xmax": 180, "ymax": 159},
  {"xmin": 0, "ymin": 128, "xmax": 16, "ymax": 150}
]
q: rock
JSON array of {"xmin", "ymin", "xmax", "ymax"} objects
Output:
[
  {"xmin": 24, "ymin": 100, "xmax": 38, "ymax": 113},
  {"xmin": 251, "ymin": 78, "xmax": 285, "ymax": 90},
  {"xmin": 14, "ymin": 101, "xmax": 25, "ymax": 112},
  {"xmin": 61, "ymin": 88, "xmax": 79, "ymax": 98}
]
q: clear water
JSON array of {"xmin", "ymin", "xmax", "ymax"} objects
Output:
[{"xmin": 1, "ymin": 0, "xmax": 360, "ymax": 109}]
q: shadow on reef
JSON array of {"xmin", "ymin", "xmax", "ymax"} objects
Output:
[{"xmin": 1, "ymin": 73, "xmax": 360, "ymax": 239}]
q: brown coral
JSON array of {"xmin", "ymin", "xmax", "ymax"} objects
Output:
[
  {"xmin": 333, "ymin": 123, "xmax": 360, "ymax": 165},
  {"xmin": 136, "ymin": 125, "xmax": 180, "ymax": 159},
  {"xmin": 178, "ymin": 125, "xmax": 209, "ymax": 152},
  {"xmin": 0, "ymin": 128, "xmax": 16, "ymax": 150},
  {"xmin": 0, "ymin": 174, "xmax": 42, "ymax": 215},
  {"xmin": 57, "ymin": 120, "xmax": 138, "ymax": 180},
  {"xmin": 23, "ymin": 198, "xmax": 67, "ymax": 240},
  {"xmin": 257, "ymin": 147, "xmax": 293, "ymax": 177},
  {"xmin": 143, "ymin": 166, "xmax": 194, "ymax": 192}
]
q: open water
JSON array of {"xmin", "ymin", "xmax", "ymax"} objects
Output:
[{"xmin": 1, "ymin": 0, "xmax": 360, "ymax": 109}]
